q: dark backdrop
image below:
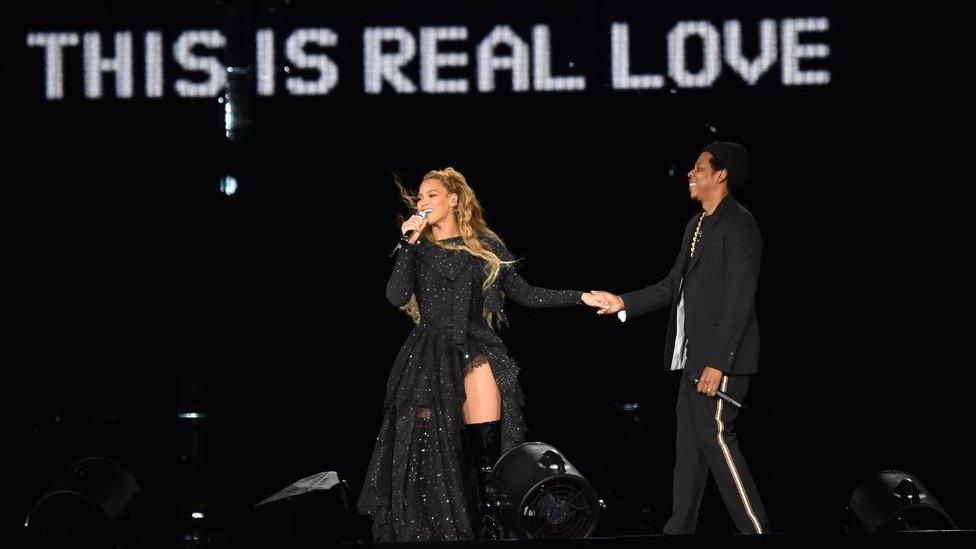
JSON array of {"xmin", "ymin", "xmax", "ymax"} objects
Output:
[{"xmin": 11, "ymin": 0, "xmax": 971, "ymax": 539}]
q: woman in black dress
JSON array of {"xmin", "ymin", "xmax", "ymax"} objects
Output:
[{"xmin": 357, "ymin": 168, "xmax": 605, "ymax": 541}]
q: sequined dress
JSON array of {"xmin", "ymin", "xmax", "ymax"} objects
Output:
[{"xmin": 357, "ymin": 236, "xmax": 582, "ymax": 541}]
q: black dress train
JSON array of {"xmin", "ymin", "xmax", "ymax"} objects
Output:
[{"xmin": 357, "ymin": 236, "xmax": 582, "ymax": 541}]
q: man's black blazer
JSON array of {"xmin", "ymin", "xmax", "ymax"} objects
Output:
[{"xmin": 621, "ymin": 194, "xmax": 762, "ymax": 376}]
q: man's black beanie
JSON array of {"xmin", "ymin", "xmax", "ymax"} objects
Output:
[{"xmin": 704, "ymin": 141, "xmax": 750, "ymax": 188}]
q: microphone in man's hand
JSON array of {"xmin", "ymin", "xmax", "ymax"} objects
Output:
[{"xmin": 692, "ymin": 378, "xmax": 748, "ymax": 409}]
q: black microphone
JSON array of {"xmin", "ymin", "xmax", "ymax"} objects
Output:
[
  {"xmin": 692, "ymin": 378, "xmax": 748, "ymax": 409},
  {"xmin": 389, "ymin": 210, "xmax": 431, "ymax": 256}
]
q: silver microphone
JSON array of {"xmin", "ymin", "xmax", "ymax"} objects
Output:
[
  {"xmin": 403, "ymin": 210, "xmax": 432, "ymax": 240},
  {"xmin": 390, "ymin": 210, "xmax": 432, "ymax": 257},
  {"xmin": 692, "ymin": 378, "xmax": 748, "ymax": 409}
]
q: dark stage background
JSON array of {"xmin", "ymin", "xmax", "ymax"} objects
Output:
[{"xmin": 11, "ymin": 0, "xmax": 971, "ymax": 541}]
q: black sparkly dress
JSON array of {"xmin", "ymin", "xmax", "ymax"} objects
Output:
[{"xmin": 357, "ymin": 236, "xmax": 582, "ymax": 542}]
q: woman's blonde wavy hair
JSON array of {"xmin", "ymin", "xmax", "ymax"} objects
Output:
[{"xmin": 395, "ymin": 167, "xmax": 512, "ymax": 327}]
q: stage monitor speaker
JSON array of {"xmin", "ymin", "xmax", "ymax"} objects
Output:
[{"xmin": 234, "ymin": 471, "xmax": 369, "ymax": 547}]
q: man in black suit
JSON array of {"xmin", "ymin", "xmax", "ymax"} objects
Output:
[{"xmin": 592, "ymin": 141, "xmax": 769, "ymax": 534}]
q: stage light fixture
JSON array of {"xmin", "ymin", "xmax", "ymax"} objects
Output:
[
  {"xmin": 847, "ymin": 470, "xmax": 954, "ymax": 532},
  {"xmin": 488, "ymin": 442, "xmax": 601, "ymax": 539},
  {"xmin": 26, "ymin": 457, "xmax": 143, "ymax": 547}
]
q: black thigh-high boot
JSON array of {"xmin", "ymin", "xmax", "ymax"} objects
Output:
[
  {"xmin": 459, "ymin": 427, "xmax": 482, "ymax": 538},
  {"xmin": 463, "ymin": 420, "xmax": 502, "ymax": 539}
]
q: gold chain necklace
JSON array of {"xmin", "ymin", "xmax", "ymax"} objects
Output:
[{"xmin": 690, "ymin": 212, "xmax": 705, "ymax": 257}]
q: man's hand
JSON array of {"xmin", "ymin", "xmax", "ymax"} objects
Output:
[
  {"xmin": 697, "ymin": 366, "xmax": 724, "ymax": 397},
  {"xmin": 581, "ymin": 292, "xmax": 609, "ymax": 309},
  {"xmin": 590, "ymin": 290, "xmax": 624, "ymax": 315}
]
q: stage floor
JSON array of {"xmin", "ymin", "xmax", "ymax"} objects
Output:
[{"xmin": 180, "ymin": 530, "xmax": 976, "ymax": 549}]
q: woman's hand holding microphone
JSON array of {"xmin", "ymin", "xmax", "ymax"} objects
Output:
[{"xmin": 401, "ymin": 210, "xmax": 431, "ymax": 245}]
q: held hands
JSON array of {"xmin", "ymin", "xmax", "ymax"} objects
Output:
[
  {"xmin": 400, "ymin": 213, "xmax": 429, "ymax": 245},
  {"xmin": 581, "ymin": 292, "xmax": 610, "ymax": 309},
  {"xmin": 585, "ymin": 290, "xmax": 625, "ymax": 315}
]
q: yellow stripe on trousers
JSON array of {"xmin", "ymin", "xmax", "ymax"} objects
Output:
[{"xmin": 714, "ymin": 375, "xmax": 763, "ymax": 534}]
